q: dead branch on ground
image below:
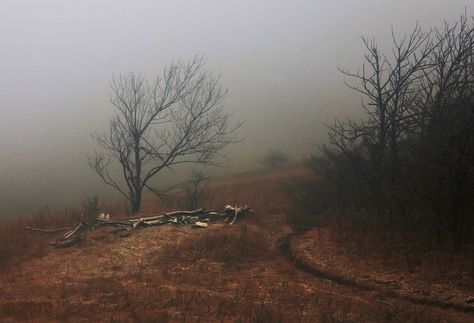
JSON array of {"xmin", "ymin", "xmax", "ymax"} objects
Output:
[{"xmin": 25, "ymin": 205, "xmax": 253, "ymax": 248}]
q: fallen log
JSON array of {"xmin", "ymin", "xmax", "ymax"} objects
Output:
[
  {"xmin": 25, "ymin": 205, "xmax": 252, "ymax": 248},
  {"xmin": 224, "ymin": 205, "xmax": 252, "ymax": 225},
  {"xmin": 73, "ymin": 214, "xmax": 93, "ymax": 230},
  {"xmin": 25, "ymin": 226, "xmax": 73, "ymax": 233},
  {"xmin": 140, "ymin": 219, "xmax": 173, "ymax": 226},
  {"xmin": 164, "ymin": 209, "xmax": 205, "ymax": 217},
  {"xmin": 64, "ymin": 223, "xmax": 84, "ymax": 240},
  {"xmin": 96, "ymin": 219, "xmax": 135, "ymax": 226},
  {"xmin": 50, "ymin": 235, "xmax": 83, "ymax": 248}
]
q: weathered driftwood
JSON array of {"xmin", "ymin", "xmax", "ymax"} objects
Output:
[{"xmin": 25, "ymin": 205, "xmax": 252, "ymax": 248}]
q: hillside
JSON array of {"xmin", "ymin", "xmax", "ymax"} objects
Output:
[{"xmin": 0, "ymin": 168, "xmax": 472, "ymax": 322}]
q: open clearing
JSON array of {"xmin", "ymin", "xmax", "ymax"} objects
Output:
[{"xmin": 0, "ymin": 169, "xmax": 473, "ymax": 322}]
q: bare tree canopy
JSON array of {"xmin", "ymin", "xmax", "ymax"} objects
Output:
[
  {"xmin": 89, "ymin": 57, "xmax": 240, "ymax": 214},
  {"xmin": 311, "ymin": 12, "xmax": 474, "ymax": 245}
]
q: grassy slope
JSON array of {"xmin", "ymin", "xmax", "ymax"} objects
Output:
[{"xmin": 0, "ymin": 168, "xmax": 472, "ymax": 322}]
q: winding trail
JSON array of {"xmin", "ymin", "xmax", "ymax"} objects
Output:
[{"xmin": 277, "ymin": 230, "xmax": 474, "ymax": 313}]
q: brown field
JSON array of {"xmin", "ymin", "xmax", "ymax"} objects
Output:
[{"xmin": 0, "ymin": 168, "xmax": 473, "ymax": 322}]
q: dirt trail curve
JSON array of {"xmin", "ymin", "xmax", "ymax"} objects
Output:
[{"xmin": 279, "ymin": 228, "xmax": 474, "ymax": 314}]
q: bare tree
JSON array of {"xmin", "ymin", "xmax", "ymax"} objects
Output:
[
  {"xmin": 181, "ymin": 170, "xmax": 210, "ymax": 210},
  {"xmin": 333, "ymin": 24, "xmax": 437, "ymax": 214},
  {"xmin": 311, "ymin": 12, "xmax": 474, "ymax": 244},
  {"xmin": 414, "ymin": 13, "xmax": 474, "ymax": 242},
  {"xmin": 89, "ymin": 57, "xmax": 240, "ymax": 214}
]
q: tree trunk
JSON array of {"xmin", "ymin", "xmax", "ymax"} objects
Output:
[{"xmin": 131, "ymin": 190, "xmax": 142, "ymax": 214}]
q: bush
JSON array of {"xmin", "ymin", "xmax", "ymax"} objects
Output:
[
  {"xmin": 260, "ymin": 149, "xmax": 290, "ymax": 169},
  {"xmin": 180, "ymin": 170, "xmax": 210, "ymax": 210},
  {"xmin": 82, "ymin": 195, "xmax": 100, "ymax": 224}
]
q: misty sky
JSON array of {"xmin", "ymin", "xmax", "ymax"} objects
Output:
[{"xmin": 0, "ymin": 1, "xmax": 471, "ymax": 216}]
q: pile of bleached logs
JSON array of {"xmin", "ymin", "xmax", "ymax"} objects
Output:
[{"xmin": 25, "ymin": 205, "xmax": 252, "ymax": 248}]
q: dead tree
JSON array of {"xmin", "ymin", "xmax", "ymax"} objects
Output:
[
  {"xmin": 414, "ymin": 13, "xmax": 474, "ymax": 243},
  {"xmin": 333, "ymin": 24, "xmax": 437, "ymax": 215},
  {"xmin": 314, "ymin": 12, "xmax": 474, "ymax": 243},
  {"xmin": 89, "ymin": 57, "xmax": 241, "ymax": 214}
]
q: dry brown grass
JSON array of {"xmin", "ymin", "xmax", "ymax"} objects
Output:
[
  {"xmin": 157, "ymin": 224, "xmax": 274, "ymax": 267},
  {"xmin": 0, "ymin": 167, "xmax": 472, "ymax": 322},
  {"xmin": 0, "ymin": 207, "xmax": 76, "ymax": 268},
  {"xmin": 0, "ymin": 167, "xmax": 306, "ymax": 269},
  {"xmin": 327, "ymin": 213, "xmax": 474, "ymax": 284}
]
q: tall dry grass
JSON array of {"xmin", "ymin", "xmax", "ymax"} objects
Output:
[
  {"xmin": 0, "ymin": 207, "xmax": 76, "ymax": 268},
  {"xmin": 0, "ymin": 168, "xmax": 305, "ymax": 269}
]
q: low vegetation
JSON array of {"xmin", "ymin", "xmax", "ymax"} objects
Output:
[
  {"xmin": 179, "ymin": 170, "xmax": 210, "ymax": 210},
  {"xmin": 1, "ymin": 169, "xmax": 469, "ymax": 321},
  {"xmin": 260, "ymin": 149, "xmax": 290, "ymax": 170}
]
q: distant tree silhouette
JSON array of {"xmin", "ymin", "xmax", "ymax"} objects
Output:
[
  {"xmin": 181, "ymin": 170, "xmax": 210, "ymax": 210},
  {"xmin": 261, "ymin": 149, "xmax": 289, "ymax": 169}
]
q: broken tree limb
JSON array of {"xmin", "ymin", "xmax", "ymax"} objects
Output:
[
  {"xmin": 224, "ymin": 205, "xmax": 253, "ymax": 225},
  {"xmin": 164, "ymin": 209, "xmax": 205, "ymax": 217},
  {"xmin": 64, "ymin": 223, "xmax": 84, "ymax": 240},
  {"xmin": 50, "ymin": 235, "xmax": 83, "ymax": 248},
  {"xmin": 73, "ymin": 213, "xmax": 93, "ymax": 230},
  {"xmin": 25, "ymin": 226, "xmax": 74, "ymax": 233},
  {"xmin": 25, "ymin": 205, "xmax": 252, "ymax": 248},
  {"xmin": 192, "ymin": 221, "xmax": 209, "ymax": 228}
]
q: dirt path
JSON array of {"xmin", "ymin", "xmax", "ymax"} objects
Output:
[{"xmin": 282, "ymin": 228, "xmax": 474, "ymax": 314}]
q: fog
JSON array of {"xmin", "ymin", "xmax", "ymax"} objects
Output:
[{"xmin": 0, "ymin": 0, "xmax": 471, "ymax": 217}]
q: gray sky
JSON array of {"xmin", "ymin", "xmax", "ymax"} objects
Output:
[{"xmin": 0, "ymin": 1, "xmax": 471, "ymax": 216}]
